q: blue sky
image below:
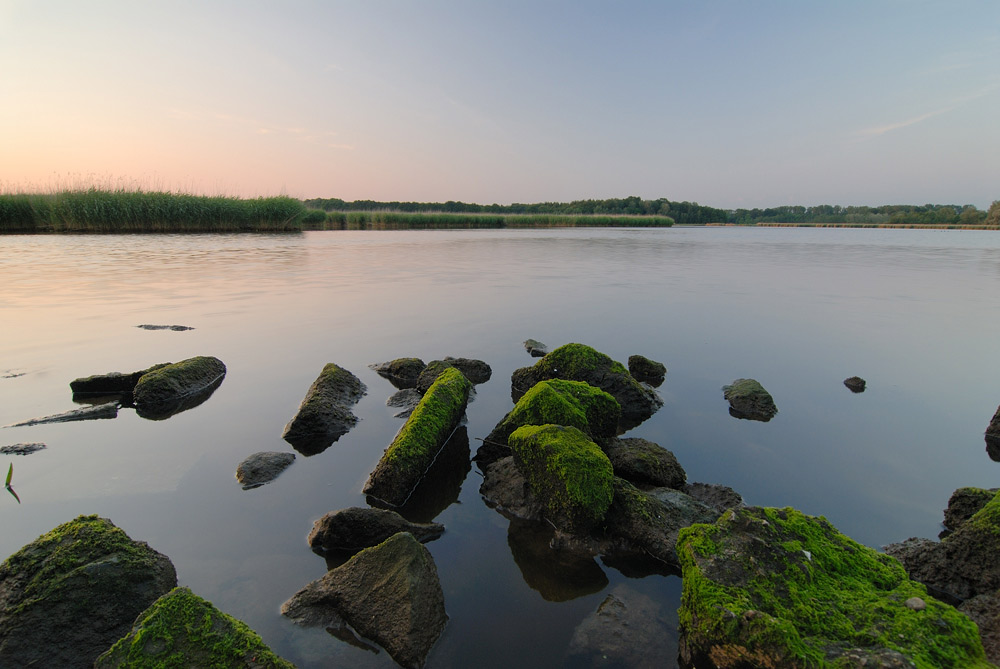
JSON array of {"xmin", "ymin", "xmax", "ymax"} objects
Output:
[{"xmin": 1, "ymin": 1, "xmax": 998, "ymax": 208}]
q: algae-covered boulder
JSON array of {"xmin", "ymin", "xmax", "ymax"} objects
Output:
[
  {"xmin": 235, "ymin": 451, "xmax": 295, "ymax": 489},
  {"xmin": 95, "ymin": 587, "xmax": 294, "ymax": 668},
  {"xmin": 627, "ymin": 354, "xmax": 666, "ymax": 387},
  {"xmin": 603, "ymin": 437, "xmax": 686, "ymax": 489},
  {"xmin": 308, "ymin": 507, "xmax": 444, "ymax": 554},
  {"xmin": 722, "ymin": 378, "xmax": 777, "ymax": 421},
  {"xmin": 510, "ymin": 343, "xmax": 662, "ymax": 427},
  {"xmin": 282, "ymin": 532, "xmax": 447, "ymax": 668},
  {"xmin": 508, "ymin": 424, "xmax": 614, "ymax": 534},
  {"xmin": 0, "ymin": 515, "xmax": 177, "ymax": 668},
  {"xmin": 364, "ymin": 367, "xmax": 472, "ymax": 507},
  {"xmin": 677, "ymin": 506, "xmax": 989, "ymax": 668},
  {"xmin": 282, "ymin": 363, "xmax": 366, "ymax": 456},
  {"xmin": 477, "ymin": 379, "xmax": 621, "ymax": 465},
  {"xmin": 415, "ymin": 357, "xmax": 492, "ymax": 393},
  {"xmin": 133, "ymin": 355, "xmax": 226, "ymax": 419},
  {"xmin": 370, "ymin": 358, "xmax": 426, "ymax": 389}
]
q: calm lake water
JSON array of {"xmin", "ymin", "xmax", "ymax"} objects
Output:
[{"xmin": 3, "ymin": 227, "xmax": 1000, "ymax": 667}]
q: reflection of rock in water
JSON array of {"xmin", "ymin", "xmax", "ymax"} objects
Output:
[
  {"xmin": 368, "ymin": 426, "xmax": 471, "ymax": 524},
  {"xmin": 135, "ymin": 375, "xmax": 224, "ymax": 421},
  {"xmin": 565, "ymin": 583, "xmax": 679, "ymax": 668},
  {"xmin": 506, "ymin": 518, "xmax": 607, "ymax": 602}
]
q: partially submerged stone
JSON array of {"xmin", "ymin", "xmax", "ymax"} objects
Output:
[
  {"xmin": 364, "ymin": 368, "xmax": 472, "ymax": 507},
  {"xmin": 678, "ymin": 506, "xmax": 988, "ymax": 668},
  {"xmin": 628, "ymin": 354, "xmax": 666, "ymax": 387},
  {"xmin": 0, "ymin": 442, "xmax": 46, "ymax": 455},
  {"xmin": 133, "ymin": 355, "xmax": 226, "ymax": 420},
  {"xmin": 69, "ymin": 362, "xmax": 170, "ymax": 398},
  {"xmin": 282, "ymin": 363, "xmax": 366, "ymax": 456},
  {"xmin": 941, "ymin": 486, "xmax": 999, "ymax": 538},
  {"xmin": 387, "ymin": 388, "xmax": 423, "ymax": 418},
  {"xmin": 0, "ymin": 515, "xmax": 177, "ymax": 668},
  {"xmin": 603, "ymin": 437, "xmax": 686, "ymax": 489},
  {"xmin": 308, "ymin": 507, "xmax": 444, "ymax": 554},
  {"xmin": 135, "ymin": 323, "xmax": 194, "ymax": 331},
  {"xmin": 235, "ymin": 451, "xmax": 296, "ymax": 489},
  {"xmin": 844, "ymin": 376, "xmax": 866, "ymax": 393},
  {"xmin": 282, "ymin": 532, "xmax": 447, "ymax": 668},
  {"xmin": 722, "ymin": 378, "xmax": 777, "ymax": 421},
  {"xmin": 986, "ymin": 405, "xmax": 1000, "ymax": 451},
  {"xmin": 415, "ymin": 357, "xmax": 491, "ymax": 394},
  {"xmin": 523, "ymin": 338, "xmax": 548, "ymax": 357},
  {"xmin": 4, "ymin": 400, "xmax": 119, "ymax": 427},
  {"xmin": 370, "ymin": 358, "xmax": 426, "ymax": 390},
  {"xmin": 95, "ymin": 587, "xmax": 293, "ymax": 668}
]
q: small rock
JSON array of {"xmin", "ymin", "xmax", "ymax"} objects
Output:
[
  {"xmin": 844, "ymin": 376, "xmax": 866, "ymax": 393},
  {"xmin": 986, "ymin": 405, "xmax": 1000, "ymax": 451},
  {"xmin": 941, "ymin": 487, "xmax": 999, "ymax": 538},
  {"xmin": 0, "ymin": 443, "xmax": 46, "ymax": 455},
  {"xmin": 628, "ymin": 354, "xmax": 667, "ymax": 387},
  {"xmin": 4, "ymin": 401, "xmax": 119, "ymax": 427},
  {"xmin": 387, "ymin": 388, "xmax": 423, "ymax": 417},
  {"xmin": 603, "ymin": 437, "xmax": 685, "ymax": 489},
  {"xmin": 308, "ymin": 507, "xmax": 444, "ymax": 554},
  {"xmin": 235, "ymin": 452, "xmax": 295, "ymax": 489},
  {"xmin": 415, "ymin": 357, "xmax": 491, "ymax": 393},
  {"xmin": 722, "ymin": 378, "xmax": 777, "ymax": 421},
  {"xmin": 136, "ymin": 324, "xmax": 195, "ymax": 330},
  {"xmin": 282, "ymin": 363, "xmax": 366, "ymax": 456},
  {"xmin": 905, "ymin": 597, "xmax": 926, "ymax": 611},
  {"xmin": 523, "ymin": 339, "xmax": 548, "ymax": 357},
  {"xmin": 370, "ymin": 358, "xmax": 426, "ymax": 390}
]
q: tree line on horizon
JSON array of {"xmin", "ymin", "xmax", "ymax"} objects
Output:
[{"xmin": 303, "ymin": 196, "xmax": 1000, "ymax": 227}]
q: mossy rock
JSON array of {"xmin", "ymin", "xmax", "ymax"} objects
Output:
[
  {"xmin": 364, "ymin": 367, "xmax": 472, "ymax": 507},
  {"xmin": 95, "ymin": 587, "xmax": 294, "ymax": 668},
  {"xmin": 628, "ymin": 354, "xmax": 666, "ymax": 386},
  {"xmin": 133, "ymin": 355, "xmax": 226, "ymax": 419},
  {"xmin": 415, "ymin": 357, "xmax": 492, "ymax": 393},
  {"xmin": 370, "ymin": 357, "xmax": 426, "ymax": 390},
  {"xmin": 0, "ymin": 515, "xmax": 177, "ymax": 668},
  {"xmin": 722, "ymin": 378, "xmax": 777, "ymax": 421},
  {"xmin": 942, "ymin": 486, "xmax": 999, "ymax": 537},
  {"xmin": 603, "ymin": 437, "xmax": 686, "ymax": 489},
  {"xmin": 508, "ymin": 424, "xmax": 614, "ymax": 534},
  {"xmin": 281, "ymin": 363, "xmax": 366, "ymax": 456},
  {"xmin": 677, "ymin": 506, "xmax": 989, "ymax": 668},
  {"xmin": 70, "ymin": 362, "xmax": 170, "ymax": 398}
]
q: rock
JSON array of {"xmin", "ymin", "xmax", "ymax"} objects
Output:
[
  {"xmin": 4, "ymin": 401, "xmax": 119, "ymax": 427},
  {"xmin": 477, "ymin": 379, "xmax": 621, "ymax": 466},
  {"xmin": 235, "ymin": 451, "xmax": 295, "ymax": 489},
  {"xmin": 135, "ymin": 324, "xmax": 194, "ymax": 331},
  {"xmin": 364, "ymin": 368, "xmax": 472, "ymax": 507},
  {"xmin": 510, "ymin": 343, "xmax": 662, "ymax": 428},
  {"xmin": 282, "ymin": 532, "xmax": 447, "ymax": 669},
  {"xmin": 308, "ymin": 507, "xmax": 444, "ymax": 554},
  {"xmin": 133, "ymin": 356, "xmax": 226, "ymax": 420},
  {"xmin": 0, "ymin": 443, "xmax": 46, "ymax": 455},
  {"xmin": 844, "ymin": 376, "xmax": 866, "ymax": 393},
  {"xmin": 370, "ymin": 358, "xmax": 426, "ymax": 390},
  {"xmin": 565, "ymin": 584, "xmax": 677, "ymax": 668},
  {"xmin": 506, "ymin": 518, "xmax": 608, "ymax": 602},
  {"xmin": 722, "ymin": 378, "xmax": 777, "ymax": 421},
  {"xmin": 684, "ymin": 482, "xmax": 745, "ymax": 515},
  {"xmin": 508, "ymin": 424, "xmax": 614, "ymax": 534},
  {"xmin": 941, "ymin": 487, "xmax": 999, "ymax": 538},
  {"xmin": 960, "ymin": 590, "xmax": 1000, "ymax": 665},
  {"xmin": 281, "ymin": 363, "xmax": 366, "ymax": 456},
  {"xmin": 70, "ymin": 363, "xmax": 170, "ymax": 398},
  {"xmin": 479, "ymin": 455, "xmax": 547, "ymax": 522},
  {"xmin": 523, "ymin": 339, "xmax": 548, "ymax": 357},
  {"xmin": 679, "ymin": 506, "xmax": 988, "ymax": 668},
  {"xmin": 905, "ymin": 596, "xmax": 926, "ymax": 610},
  {"xmin": 0, "ymin": 515, "xmax": 177, "ymax": 668},
  {"xmin": 387, "ymin": 388, "xmax": 423, "ymax": 417},
  {"xmin": 628, "ymin": 354, "xmax": 666, "ymax": 387},
  {"xmin": 415, "ymin": 357, "xmax": 491, "ymax": 393},
  {"xmin": 95, "ymin": 586, "xmax": 293, "ymax": 668},
  {"xmin": 603, "ymin": 437, "xmax": 685, "ymax": 489},
  {"xmin": 986, "ymin": 405, "xmax": 1000, "ymax": 451}
]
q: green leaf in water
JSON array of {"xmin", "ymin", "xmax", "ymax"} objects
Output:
[
  {"xmin": 6, "ymin": 485, "xmax": 19, "ymax": 504},
  {"xmin": 5, "ymin": 463, "xmax": 10, "ymax": 487}
]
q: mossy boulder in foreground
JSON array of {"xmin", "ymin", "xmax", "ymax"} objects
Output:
[
  {"xmin": 722, "ymin": 378, "xmax": 777, "ymax": 421},
  {"xmin": 364, "ymin": 367, "xmax": 472, "ymax": 506},
  {"xmin": 677, "ymin": 506, "xmax": 989, "ymax": 668},
  {"xmin": 95, "ymin": 587, "xmax": 294, "ymax": 668},
  {"xmin": 0, "ymin": 515, "xmax": 177, "ymax": 668},
  {"xmin": 132, "ymin": 355, "xmax": 226, "ymax": 419},
  {"xmin": 281, "ymin": 363, "xmax": 366, "ymax": 455}
]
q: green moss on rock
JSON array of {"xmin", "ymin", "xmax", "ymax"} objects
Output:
[
  {"xmin": 96, "ymin": 586, "xmax": 294, "ymax": 668},
  {"xmin": 508, "ymin": 424, "xmax": 614, "ymax": 533},
  {"xmin": 722, "ymin": 378, "xmax": 777, "ymax": 421},
  {"xmin": 132, "ymin": 356, "xmax": 226, "ymax": 418},
  {"xmin": 677, "ymin": 506, "xmax": 989, "ymax": 668},
  {"xmin": 281, "ymin": 363, "xmax": 366, "ymax": 455}
]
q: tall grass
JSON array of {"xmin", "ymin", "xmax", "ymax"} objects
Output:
[
  {"xmin": 0, "ymin": 189, "xmax": 305, "ymax": 233},
  {"xmin": 304, "ymin": 211, "xmax": 674, "ymax": 230}
]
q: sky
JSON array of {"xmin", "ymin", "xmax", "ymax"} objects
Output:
[{"xmin": 1, "ymin": 1, "xmax": 998, "ymax": 209}]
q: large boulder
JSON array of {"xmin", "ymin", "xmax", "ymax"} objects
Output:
[
  {"xmin": 722, "ymin": 378, "xmax": 777, "ymax": 421},
  {"xmin": 477, "ymin": 379, "xmax": 621, "ymax": 465},
  {"xmin": 603, "ymin": 436, "xmax": 686, "ymax": 489},
  {"xmin": 678, "ymin": 506, "xmax": 988, "ymax": 668},
  {"xmin": 0, "ymin": 515, "xmax": 177, "ymax": 668},
  {"xmin": 235, "ymin": 451, "xmax": 295, "ymax": 489},
  {"xmin": 308, "ymin": 507, "xmax": 444, "ymax": 554},
  {"xmin": 282, "ymin": 363, "xmax": 366, "ymax": 455},
  {"xmin": 370, "ymin": 358, "xmax": 426, "ymax": 390},
  {"xmin": 364, "ymin": 367, "xmax": 471, "ymax": 507},
  {"xmin": 282, "ymin": 532, "xmax": 447, "ymax": 668},
  {"xmin": 95, "ymin": 587, "xmax": 293, "ymax": 668},
  {"xmin": 133, "ymin": 355, "xmax": 226, "ymax": 419},
  {"xmin": 510, "ymin": 343, "xmax": 662, "ymax": 428}
]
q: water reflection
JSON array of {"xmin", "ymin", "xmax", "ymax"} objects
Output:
[
  {"xmin": 506, "ymin": 517, "xmax": 608, "ymax": 602},
  {"xmin": 133, "ymin": 376, "xmax": 225, "ymax": 421}
]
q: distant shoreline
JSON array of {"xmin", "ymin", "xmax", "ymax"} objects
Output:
[{"xmin": 705, "ymin": 223, "xmax": 1000, "ymax": 230}]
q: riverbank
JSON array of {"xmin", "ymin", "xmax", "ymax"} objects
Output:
[
  {"xmin": 305, "ymin": 211, "xmax": 674, "ymax": 230},
  {"xmin": 710, "ymin": 222, "xmax": 1000, "ymax": 230}
]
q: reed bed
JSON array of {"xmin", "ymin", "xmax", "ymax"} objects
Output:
[
  {"xmin": 0, "ymin": 189, "xmax": 305, "ymax": 233},
  {"xmin": 304, "ymin": 211, "xmax": 674, "ymax": 230}
]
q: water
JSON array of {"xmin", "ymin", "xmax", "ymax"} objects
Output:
[{"xmin": 3, "ymin": 227, "xmax": 1000, "ymax": 667}]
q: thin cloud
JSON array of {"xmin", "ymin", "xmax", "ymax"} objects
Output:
[
  {"xmin": 855, "ymin": 83, "xmax": 999, "ymax": 139},
  {"xmin": 169, "ymin": 107, "xmax": 348, "ymax": 148}
]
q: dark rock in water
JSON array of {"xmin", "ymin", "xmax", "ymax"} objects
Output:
[
  {"xmin": 282, "ymin": 363, "xmax": 366, "ymax": 456},
  {"xmin": 135, "ymin": 324, "xmax": 194, "ymax": 331},
  {"xmin": 565, "ymin": 584, "xmax": 677, "ymax": 668},
  {"xmin": 133, "ymin": 356, "xmax": 226, "ymax": 420},
  {"xmin": 510, "ymin": 343, "xmax": 662, "ymax": 429},
  {"xmin": 70, "ymin": 363, "xmax": 170, "ymax": 398},
  {"xmin": 95, "ymin": 586, "xmax": 293, "ymax": 668},
  {"xmin": 1, "ymin": 370, "xmax": 25, "ymax": 379},
  {"xmin": 282, "ymin": 532, "xmax": 447, "ymax": 669},
  {"xmin": 684, "ymin": 481, "xmax": 745, "ymax": 514},
  {"xmin": 235, "ymin": 451, "xmax": 295, "ymax": 489},
  {"xmin": 523, "ymin": 339, "xmax": 548, "ymax": 357},
  {"xmin": 960, "ymin": 591, "xmax": 1000, "ymax": 666},
  {"xmin": 387, "ymin": 388, "xmax": 422, "ymax": 418},
  {"xmin": 603, "ymin": 437, "xmax": 685, "ymax": 489},
  {"xmin": 308, "ymin": 507, "xmax": 444, "ymax": 554},
  {"xmin": 941, "ymin": 486, "xmax": 999, "ymax": 538},
  {"xmin": 506, "ymin": 517, "xmax": 607, "ymax": 602},
  {"xmin": 0, "ymin": 515, "xmax": 177, "ymax": 669},
  {"xmin": 479, "ymin": 456, "xmax": 547, "ymax": 522},
  {"xmin": 415, "ymin": 357, "xmax": 492, "ymax": 393},
  {"xmin": 680, "ymin": 506, "xmax": 988, "ymax": 668},
  {"xmin": 370, "ymin": 358, "xmax": 426, "ymax": 390},
  {"xmin": 628, "ymin": 354, "xmax": 666, "ymax": 387},
  {"xmin": 364, "ymin": 368, "xmax": 471, "ymax": 507},
  {"xmin": 5, "ymin": 401, "xmax": 119, "ymax": 427},
  {"xmin": 0, "ymin": 442, "xmax": 46, "ymax": 455},
  {"xmin": 844, "ymin": 375, "xmax": 866, "ymax": 393},
  {"xmin": 986, "ymin": 405, "xmax": 1000, "ymax": 453},
  {"xmin": 722, "ymin": 378, "xmax": 777, "ymax": 421}
]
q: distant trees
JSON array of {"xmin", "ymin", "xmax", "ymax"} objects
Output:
[{"xmin": 987, "ymin": 201, "xmax": 1000, "ymax": 227}]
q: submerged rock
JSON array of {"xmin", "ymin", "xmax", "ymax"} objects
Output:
[
  {"xmin": 133, "ymin": 356, "xmax": 226, "ymax": 420},
  {"xmin": 843, "ymin": 376, "xmax": 866, "ymax": 393},
  {"xmin": 523, "ymin": 339, "xmax": 549, "ymax": 357},
  {"xmin": 70, "ymin": 362, "xmax": 170, "ymax": 398},
  {"xmin": 370, "ymin": 358, "xmax": 426, "ymax": 390},
  {"xmin": 722, "ymin": 378, "xmax": 777, "ymax": 421},
  {"xmin": 364, "ymin": 368, "xmax": 471, "ymax": 507},
  {"xmin": 282, "ymin": 532, "xmax": 447, "ymax": 668},
  {"xmin": 4, "ymin": 400, "xmax": 119, "ymax": 427},
  {"xmin": 235, "ymin": 451, "xmax": 295, "ymax": 489},
  {"xmin": 415, "ymin": 357, "xmax": 491, "ymax": 393},
  {"xmin": 0, "ymin": 442, "xmax": 46, "ymax": 455},
  {"xmin": 135, "ymin": 324, "xmax": 195, "ymax": 331},
  {"xmin": 603, "ymin": 437, "xmax": 686, "ymax": 489},
  {"xmin": 308, "ymin": 507, "xmax": 444, "ymax": 554},
  {"xmin": 387, "ymin": 388, "xmax": 423, "ymax": 417},
  {"xmin": 282, "ymin": 363, "xmax": 366, "ymax": 456},
  {"xmin": 0, "ymin": 515, "xmax": 177, "ymax": 668},
  {"xmin": 628, "ymin": 354, "xmax": 666, "ymax": 387},
  {"xmin": 678, "ymin": 506, "xmax": 988, "ymax": 668},
  {"xmin": 95, "ymin": 587, "xmax": 293, "ymax": 668}
]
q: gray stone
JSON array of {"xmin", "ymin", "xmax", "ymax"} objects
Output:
[
  {"xmin": 70, "ymin": 363, "xmax": 170, "ymax": 397},
  {"xmin": 722, "ymin": 378, "xmax": 777, "ymax": 421},
  {"xmin": 4, "ymin": 401, "xmax": 119, "ymax": 427},
  {"xmin": 370, "ymin": 358, "xmax": 426, "ymax": 390},
  {"xmin": 685, "ymin": 482, "xmax": 745, "ymax": 515},
  {"xmin": 844, "ymin": 376, "xmax": 866, "ymax": 393},
  {"xmin": 604, "ymin": 437, "xmax": 685, "ymax": 489},
  {"xmin": 308, "ymin": 507, "xmax": 444, "ymax": 553},
  {"xmin": 135, "ymin": 324, "xmax": 194, "ymax": 331},
  {"xmin": 235, "ymin": 451, "xmax": 295, "ymax": 489},
  {"xmin": 415, "ymin": 357, "xmax": 491, "ymax": 393},
  {"xmin": 133, "ymin": 356, "xmax": 226, "ymax": 420},
  {"xmin": 0, "ymin": 443, "xmax": 46, "ymax": 455},
  {"xmin": 282, "ymin": 363, "xmax": 366, "ymax": 456},
  {"xmin": 523, "ymin": 339, "xmax": 548, "ymax": 357},
  {"xmin": 628, "ymin": 354, "xmax": 666, "ymax": 386}
]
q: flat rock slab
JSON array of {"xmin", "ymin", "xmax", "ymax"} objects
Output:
[
  {"xmin": 235, "ymin": 451, "xmax": 296, "ymax": 489},
  {"xmin": 0, "ymin": 442, "xmax": 46, "ymax": 455},
  {"xmin": 282, "ymin": 363, "xmax": 366, "ymax": 456},
  {"xmin": 133, "ymin": 356, "xmax": 226, "ymax": 420},
  {"xmin": 4, "ymin": 401, "xmax": 119, "ymax": 427},
  {"xmin": 135, "ymin": 324, "xmax": 194, "ymax": 331},
  {"xmin": 722, "ymin": 378, "xmax": 778, "ymax": 421},
  {"xmin": 308, "ymin": 507, "xmax": 444, "ymax": 554}
]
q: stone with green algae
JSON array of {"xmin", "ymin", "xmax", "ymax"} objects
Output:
[
  {"xmin": 281, "ymin": 362, "xmax": 366, "ymax": 456},
  {"xmin": 133, "ymin": 355, "xmax": 226, "ymax": 419}
]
